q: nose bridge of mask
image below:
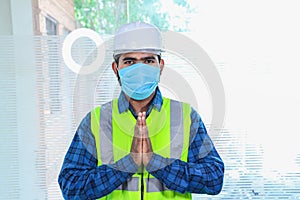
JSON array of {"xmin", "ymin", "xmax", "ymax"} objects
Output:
[
  {"xmin": 117, "ymin": 63, "xmax": 160, "ymax": 78},
  {"xmin": 118, "ymin": 62, "xmax": 159, "ymax": 77},
  {"xmin": 134, "ymin": 63, "xmax": 159, "ymax": 79},
  {"xmin": 139, "ymin": 63, "xmax": 158, "ymax": 83}
]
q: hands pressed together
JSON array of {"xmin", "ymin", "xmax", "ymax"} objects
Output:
[{"xmin": 130, "ymin": 112, "xmax": 153, "ymax": 167}]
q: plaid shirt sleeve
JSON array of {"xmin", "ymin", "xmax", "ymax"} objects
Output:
[
  {"xmin": 58, "ymin": 112, "xmax": 138, "ymax": 200},
  {"xmin": 146, "ymin": 107, "xmax": 224, "ymax": 195}
]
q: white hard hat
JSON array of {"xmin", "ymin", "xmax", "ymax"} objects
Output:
[{"xmin": 113, "ymin": 21, "xmax": 163, "ymax": 59}]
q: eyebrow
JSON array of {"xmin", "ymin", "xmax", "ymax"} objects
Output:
[{"xmin": 121, "ymin": 56, "xmax": 157, "ymax": 62}]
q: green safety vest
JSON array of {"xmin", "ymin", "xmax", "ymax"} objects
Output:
[{"xmin": 91, "ymin": 97, "xmax": 192, "ymax": 200}]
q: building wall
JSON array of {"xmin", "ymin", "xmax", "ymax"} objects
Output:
[{"xmin": 32, "ymin": 0, "xmax": 76, "ymax": 35}]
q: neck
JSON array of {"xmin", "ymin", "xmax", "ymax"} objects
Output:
[{"xmin": 126, "ymin": 92, "xmax": 155, "ymax": 115}]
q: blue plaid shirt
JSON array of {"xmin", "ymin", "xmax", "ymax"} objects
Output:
[{"xmin": 58, "ymin": 88, "xmax": 224, "ymax": 199}]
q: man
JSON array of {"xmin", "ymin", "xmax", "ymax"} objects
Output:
[{"xmin": 58, "ymin": 21, "xmax": 224, "ymax": 200}]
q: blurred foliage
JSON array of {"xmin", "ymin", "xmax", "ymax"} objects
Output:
[{"xmin": 74, "ymin": 0, "xmax": 194, "ymax": 34}]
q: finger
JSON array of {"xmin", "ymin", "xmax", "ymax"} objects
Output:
[
  {"xmin": 141, "ymin": 116, "xmax": 146, "ymax": 127},
  {"xmin": 138, "ymin": 112, "xmax": 142, "ymax": 117},
  {"xmin": 137, "ymin": 115, "xmax": 142, "ymax": 127},
  {"xmin": 141, "ymin": 111, "xmax": 146, "ymax": 127},
  {"xmin": 136, "ymin": 115, "xmax": 143, "ymax": 136},
  {"xmin": 142, "ymin": 126, "xmax": 151, "ymax": 150},
  {"xmin": 138, "ymin": 112, "xmax": 142, "ymax": 124},
  {"xmin": 134, "ymin": 123, "xmax": 141, "ymax": 138},
  {"xmin": 142, "ymin": 112, "xmax": 146, "ymax": 126},
  {"xmin": 141, "ymin": 125, "xmax": 148, "ymax": 142},
  {"xmin": 142, "ymin": 125, "xmax": 149, "ymax": 138}
]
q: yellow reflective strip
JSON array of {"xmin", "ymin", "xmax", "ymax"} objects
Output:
[
  {"xmin": 147, "ymin": 97, "xmax": 170, "ymax": 159},
  {"xmin": 181, "ymin": 102, "xmax": 191, "ymax": 162},
  {"xmin": 112, "ymin": 98, "xmax": 135, "ymax": 162}
]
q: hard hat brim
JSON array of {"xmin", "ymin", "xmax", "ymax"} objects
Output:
[{"xmin": 113, "ymin": 48, "xmax": 163, "ymax": 59}]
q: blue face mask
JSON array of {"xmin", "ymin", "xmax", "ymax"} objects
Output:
[{"xmin": 118, "ymin": 63, "xmax": 160, "ymax": 100}]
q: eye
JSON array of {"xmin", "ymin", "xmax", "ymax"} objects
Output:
[
  {"xmin": 144, "ymin": 59, "xmax": 156, "ymax": 64},
  {"xmin": 123, "ymin": 60, "xmax": 134, "ymax": 65}
]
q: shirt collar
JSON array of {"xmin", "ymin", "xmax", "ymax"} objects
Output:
[{"xmin": 118, "ymin": 87, "xmax": 163, "ymax": 115}]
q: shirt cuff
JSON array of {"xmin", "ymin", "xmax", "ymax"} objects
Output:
[
  {"xmin": 108, "ymin": 154, "xmax": 139, "ymax": 174},
  {"xmin": 146, "ymin": 153, "xmax": 176, "ymax": 173}
]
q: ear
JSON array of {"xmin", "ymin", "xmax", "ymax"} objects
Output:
[
  {"xmin": 159, "ymin": 59, "xmax": 165, "ymax": 75},
  {"xmin": 112, "ymin": 61, "xmax": 118, "ymax": 76}
]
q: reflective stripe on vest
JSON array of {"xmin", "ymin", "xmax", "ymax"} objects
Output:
[
  {"xmin": 170, "ymin": 100, "xmax": 184, "ymax": 159},
  {"xmin": 147, "ymin": 178, "xmax": 171, "ymax": 192},
  {"xmin": 116, "ymin": 177, "xmax": 139, "ymax": 191},
  {"xmin": 91, "ymin": 97, "xmax": 191, "ymax": 197},
  {"xmin": 99, "ymin": 101, "xmax": 113, "ymax": 164}
]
